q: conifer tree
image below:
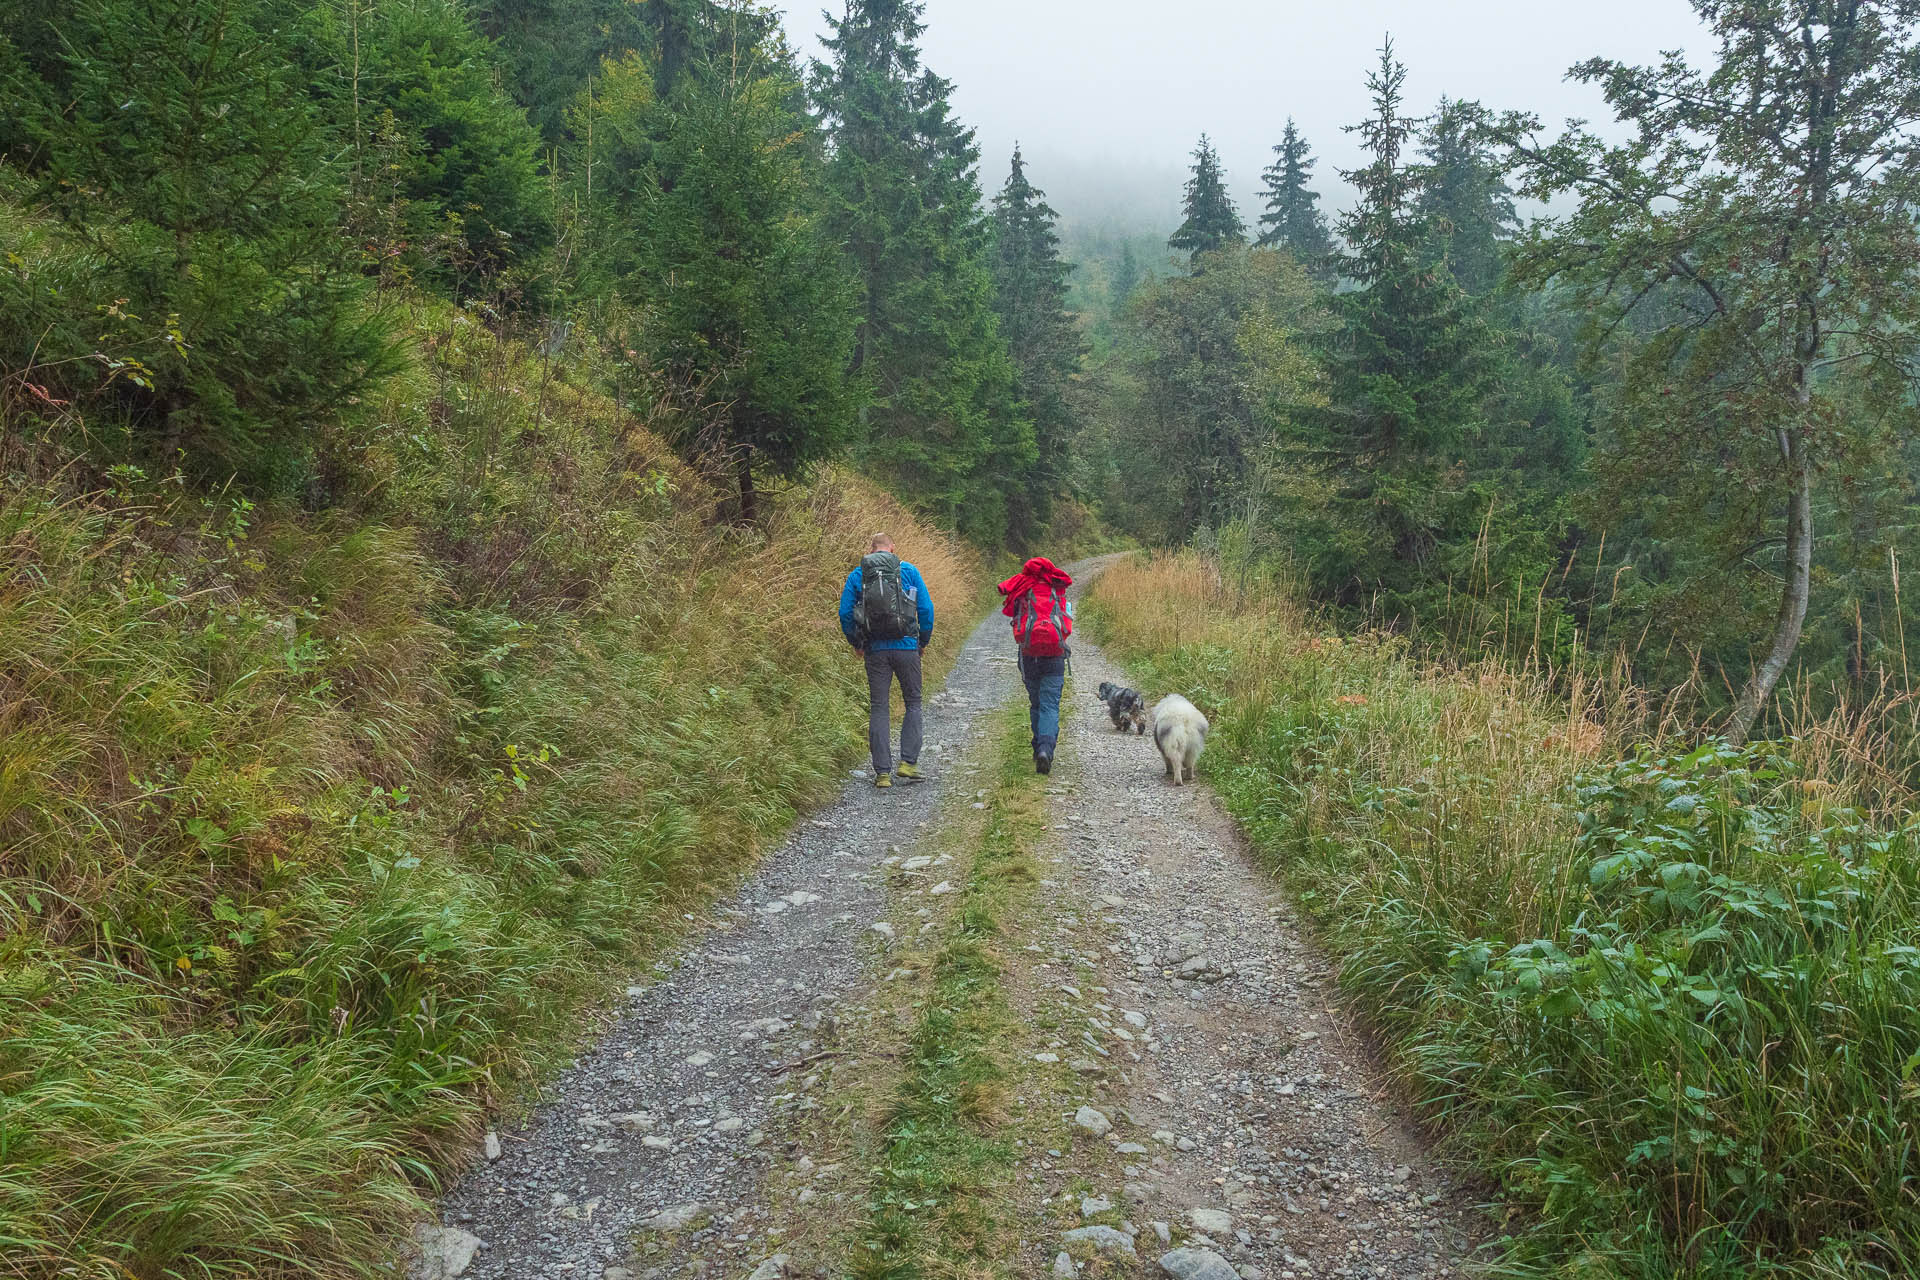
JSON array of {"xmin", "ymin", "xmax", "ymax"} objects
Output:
[
  {"xmin": 1168, "ymin": 134, "xmax": 1246, "ymax": 269},
  {"xmin": 308, "ymin": 0, "xmax": 552, "ymax": 277},
  {"xmin": 1111, "ymin": 243, "xmax": 1141, "ymax": 309},
  {"xmin": 1417, "ymin": 97, "xmax": 1514, "ymax": 296},
  {"xmin": 991, "ymin": 147, "xmax": 1085, "ymax": 538},
  {"xmin": 813, "ymin": 0, "xmax": 1032, "ymax": 543},
  {"xmin": 1303, "ymin": 38, "xmax": 1491, "ymax": 608},
  {"xmin": 0, "ymin": 0, "xmax": 395, "ymax": 485},
  {"xmin": 1255, "ymin": 119, "xmax": 1335, "ymax": 270},
  {"xmin": 573, "ymin": 46, "xmax": 861, "ymax": 519}
]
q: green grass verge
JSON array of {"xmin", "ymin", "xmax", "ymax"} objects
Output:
[
  {"xmin": 1087, "ymin": 553, "xmax": 1920, "ymax": 1280},
  {"xmin": 852, "ymin": 704, "xmax": 1046, "ymax": 1280}
]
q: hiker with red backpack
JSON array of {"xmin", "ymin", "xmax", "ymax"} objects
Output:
[
  {"xmin": 998, "ymin": 556, "xmax": 1074, "ymax": 774},
  {"xmin": 841, "ymin": 534, "xmax": 936, "ymax": 789}
]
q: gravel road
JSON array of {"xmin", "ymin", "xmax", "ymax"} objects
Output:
[{"xmin": 413, "ymin": 560, "xmax": 1482, "ymax": 1280}]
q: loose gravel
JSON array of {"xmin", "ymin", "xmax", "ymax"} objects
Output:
[{"xmin": 414, "ymin": 560, "xmax": 1483, "ymax": 1280}]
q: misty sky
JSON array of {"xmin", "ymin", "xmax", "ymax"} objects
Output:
[{"xmin": 778, "ymin": 0, "xmax": 1714, "ymax": 233}]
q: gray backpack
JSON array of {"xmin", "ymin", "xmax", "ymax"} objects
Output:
[{"xmin": 853, "ymin": 552, "xmax": 916, "ymax": 643}]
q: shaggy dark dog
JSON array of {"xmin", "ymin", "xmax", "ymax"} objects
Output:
[{"xmin": 1096, "ymin": 681, "xmax": 1148, "ymax": 735}]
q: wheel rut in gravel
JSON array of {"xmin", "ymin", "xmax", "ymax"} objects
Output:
[{"xmin": 415, "ymin": 560, "xmax": 1483, "ymax": 1280}]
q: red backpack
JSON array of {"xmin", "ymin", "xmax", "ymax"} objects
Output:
[{"xmin": 1013, "ymin": 581, "xmax": 1072, "ymax": 657}]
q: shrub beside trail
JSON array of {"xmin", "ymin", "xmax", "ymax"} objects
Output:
[
  {"xmin": 0, "ymin": 302, "xmax": 982, "ymax": 1279},
  {"xmin": 1086, "ymin": 552, "xmax": 1920, "ymax": 1279}
]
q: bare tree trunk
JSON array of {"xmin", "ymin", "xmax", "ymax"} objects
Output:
[
  {"xmin": 737, "ymin": 455, "xmax": 759, "ymax": 525},
  {"xmin": 1728, "ymin": 426, "xmax": 1813, "ymax": 745}
]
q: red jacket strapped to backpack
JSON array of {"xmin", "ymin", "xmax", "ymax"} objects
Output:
[{"xmin": 998, "ymin": 557, "xmax": 1074, "ymax": 658}]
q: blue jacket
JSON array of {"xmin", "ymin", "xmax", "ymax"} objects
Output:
[{"xmin": 841, "ymin": 560, "xmax": 934, "ymax": 652}]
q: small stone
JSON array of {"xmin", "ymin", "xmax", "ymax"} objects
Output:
[
  {"xmin": 612, "ymin": 1112, "xmax": 655, "ymax": 1133},
  {"xmin": 1188, "ymin": 1209, "xmax": 1233, "ymax": 1235},
  {"xmin": 1152, "ymin": 1222, "xmax": 1172, "ymax": 1245},
  {"xmin": 1157, "ymin": 1248, "xmax": 1240, "ymax": 1280},
  {"xmin": 1034, "ymin": 1052, "xmax": 1060, "ymax": 1064},
  {"xmin": 639, "ymin": 1203, "xmax": 708, "ymax": 1232},
  {"xmin": 642, "ymin": 1135, "xmax": 672, "ymax": 1150},
  {"xmin": 1063, "ymin": 1226, "xmax": 1135, "ymax": 1256},
  {"xmin": 900, "ymin": 856, "xmax": 934, "ymax": 871},
  {"xmin": 482, "ymin": 1132, "xmax": 502, "ymax": 1162},
  {"xmin": 1073, "ymin": 1106, "xmax": 1112, "ymax": 1137},
  {"xmin": 411, "ymin": 1226, "xmax": 484, "ymax": 1280},
  {"xmin": 1236, "ymin": 1268, "xmax": 1264, "ymax": 1280},
  {"xmin": 715, "ymin": 1117, "xmax": 746, "ymax": 1133},
  {"xmin": 1081, "ymin": 1195, "xmax": 1114, "ymax": 1217},
  {"xmin": 1392, "ymin": 1165, "xmax": 1413, "ymax": 1184},
  {"xmin": 746, "ymin": 1255, "xmax": 790, "ymax": 1280},
  {"xmin": 1152, "ymin": 1130, "xmax": 1177, "ymax": 1145},
  {"xmin": 1123, "ymin": 1011, "xmax": 1149, "ymax": 1029},
  {"xmin": 1069, "ymin": 1057, "xmax": 1103, "ymax": 1075},
  {"xmin": 928, "ymin": 881, "xmax": 954, "ymax": 896},
  {"xmin": 605, "ymin": 1270, "xmax": 633, "ymax": 1280},
  {"xmin": 1116, "ymin": 1142, "xmax": 1149, "ymax": 1155},
  {"xmin": 686, "ymin": 1051, "xmax": 715, "ymax": 1067},
  {"xmin": 1053, "ymin": 1252, "xmax": 1077, "ymax": 1278},
  {"xmin": 871, "ymin": 922, "xmax": 895, "ymax": 939}
]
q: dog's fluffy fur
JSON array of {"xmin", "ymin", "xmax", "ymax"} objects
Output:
[
  {"xmin": 1151, "ymin": 694, "xmax": 1209, "ymax": 786},
  {"xmin": 1096, "ymin": 681, "xmax": 1148, "ymax": 735}
]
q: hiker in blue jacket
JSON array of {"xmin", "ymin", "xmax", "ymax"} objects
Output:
[{"xmin": 840, "ymin": 534, "xmax": 935, "ymax": 789}]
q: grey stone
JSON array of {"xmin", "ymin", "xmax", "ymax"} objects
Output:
[
  {"xmin": 1073, "ymin": 1105, "xmax": 1112, "ymax": 1137},
  {"xmin": 639, "ymin": 1203, "xmax": 709, "ymax": 1232},
  {"xmin": 1063, "ymin": 1226, "xmax": 1136, "ymax": 1256},
  {"xmin": 482, "ymin": 1132, "xmax": 502, "ymax": 1162},
  {"xmin": 1053, "ymin": 1252, "xmax": 1077, "ymax": 1278},
  {"xmin": 1081, "ymin": 1195, "xmax": 1114, "ymax": 1218},
  {"xmin": 1188, "ymin": 1209, "xmax": 1233, "ymax": 1235},
  {"xmin": 746, "ymin": 1255, "xmax": 790, "ymax": 1280},
  {"xmin": 1152, "ymin": 1222, "xmax": 1172, "ymax": 1245},
  {"xmin": 1157, "ymin": 1249, "xmax": 1240, "ymax": 1280},
  {"xmin": 411, "ymin": 1226, "xmax": 484, "ymax": 1280}
]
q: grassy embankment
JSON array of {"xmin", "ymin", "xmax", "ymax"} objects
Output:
[
  {"xmin": 1087, "ymin": 552, "xmax": 1920, "ymax": 1280},
  {"xmin": 0, "ymin": 294, "xmax": 982, "ymax": 1279}
]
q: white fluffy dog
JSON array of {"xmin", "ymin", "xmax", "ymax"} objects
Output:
[{"xmin": 1151, "ymin": 694, "xmax": 1209, "ymax": 786}]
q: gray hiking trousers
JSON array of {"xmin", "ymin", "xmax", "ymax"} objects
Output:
[{"xmin": 865, "ymin": 648, "xmax": 923, "ymax": 775}]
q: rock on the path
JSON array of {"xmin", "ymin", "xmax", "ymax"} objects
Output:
[
  {"xmin": 639, "ymin": 1203, "xmax": 709, "ymax": 1232},
  {"xmin": 871, "ymin": 922, "xmax": 895, "ymax": 939},
  {"xmin": 1081, "ymin": 1195, "xmax": 1114, "ymax": 1217},
  {"xmin": 1063, "ymin": 1226, "xmax": 1136, "ymax": 1255},
  {"xmin": 482, "ymin": 1132, "xmax": 502, "ymax": 1162},
  {"xmin": 685, "ymin": 1050, "xmax": 715, "ymax": 1067},
  {"xmin": 411, "ymin": 1226, "xmax": 484, "ymax": 1280},
  {"xmin": 1187, "ymin": 1208, "xmax": 1233, "ymax": 1235},
  {"xmin": 1152, "ymin": 1222, "xmax": 1172, "ymax": 1245},
  {"xmin": 746, "ymin": 1254, "xmax": 790, "ymax": 1280},
  {"xmin": 1157, "ymin": 1248, "xmax": 1240, "ymax": 1280},
  {"xmin": 1053, "ymin": 1252, "xmax": 1077, "ymax": 1278},
  {"xmin": 1073, "ymin": 1105, "xmax": 1112, "ymax": 1137}
]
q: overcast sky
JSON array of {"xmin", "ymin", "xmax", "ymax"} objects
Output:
[{"xmin": 778, "ymin": 0, "xmax": 1714, "ymax": 233}]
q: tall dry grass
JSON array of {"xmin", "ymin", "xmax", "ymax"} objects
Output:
[{"xmin": 1087, "ymin": 551, "xmax": 1920, "ymax": 1280}]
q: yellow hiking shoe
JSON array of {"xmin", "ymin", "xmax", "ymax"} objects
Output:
[
  {"xmin": 895, "ymin": 763, "xmax": 923, "ymax": 783},
  {"xmin": 873, "ymin": 772, "xmax": 893, "ymax": 789}
]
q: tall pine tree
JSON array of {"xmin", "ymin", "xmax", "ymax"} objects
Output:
[
  {"xmin": 813, "ymin": 0, "xmax": 1032, "ymax": 543},
  {"xmin": 1255, "ymin": 119, "xmax": 1334, "ymax": 270},
  {"xmin": 990, "ymin": 147, "xmax": 1085, "ymax": 540},
  {"xmin": 1416, "ymin": 97, "xmax": 1515, "ymax": 297},
  {"xmin": 1168, "ymin": 134, "xmax": 1245, "ymax": 269},
  {"xmin": 1301, "ymin": 38, "xmax": 1491, "ymax": 611}
]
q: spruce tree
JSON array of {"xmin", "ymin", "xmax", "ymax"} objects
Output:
[
  {"xmin": 1255, "ymin": 119, "xmax": 1335, "ymax": 270},
  {"xmin": 1304, "ymin": 38, "xmax": 1491, "ymax": 609},
  {"xmin": 1417, "ymin": 97, "xmax": 1515, "ymax": 297},
  {"xmin": 1168, "ymin": 134, "xmax": 1246, "ymax": 269},
  {"xmin": 308, "ymin": 0, "xmax": 552, "ymax": 278},
  {"xmin": 991, "ymin": 147, "xmax": 1085, "ymax": 539},
  {"xmin": 572, "ymin": 48, "xmax": 861, "ymax": 519},
  {"xmin": 0, "ymin": 0, "xmax": 395, "ymax": 485},
  {"xmin": 1111, "ymin": 243, "xmax": 1141, "ymax": 309},
  {"xmin": 813, "ymin": 0, "xmax": 1032, "ymax": 543}
]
